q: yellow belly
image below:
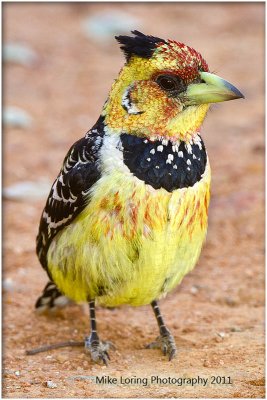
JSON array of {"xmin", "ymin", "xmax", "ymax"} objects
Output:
[{"xmin": 47, "ymin": 163, "xmax": 210, "ymax": 307}]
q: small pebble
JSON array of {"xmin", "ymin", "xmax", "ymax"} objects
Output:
[
  {"xmin": 82, "ymin": 11, "xmax": 139, "ymax": 42},
  {"xmin": 3, "ymin": 181, "xmax": 51, "ymax": 201},
  {"xmin": 3, "ymin": 106, "xmax": 32, "ymax": 129},
  {"xmin": 203, "ymin": 359, "xmax": 212, "ymax": 367},
  {"xmin": 230, "ymin": 326, "xmax": 243, "ymax": 332},
  {"xmin": 190, "ymin": 285, "xmax": 199, "ymax": 295},
  {"xmin": 15, "ymin": 371, "xmax": 20, "ymax": 376},
  {"xmin": 3, "ymin": 278, "xmax": 15, "ymax": 292},
  {"xmin": 3, "ymin": 42, "xmax": 38, "ymax": 66},
  {"xmin": 224, "ymin": 297, "xmax": 238, "ymax": 307},
  {"xmin": 46, "ymin": 380, "xmax": 57, "ymax": 389},
  {"xmin": 217, "ymin": 331, "xmax": 227, "ymax": 339}
]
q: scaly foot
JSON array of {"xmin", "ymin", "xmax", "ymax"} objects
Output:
[
  {"xmin": 85, "ymin": 335, "xmax": 114, "ymax": 365},
  {"xmin": 146, "ymin": 332, "xmax": 177, "ymax": 361}
]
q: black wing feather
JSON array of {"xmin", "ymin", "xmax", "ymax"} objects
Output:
[{"xmin": 36, "ymin": 116, "xmax": 105, "ymax": 271}]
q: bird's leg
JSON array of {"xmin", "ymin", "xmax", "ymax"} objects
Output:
[
  {"xmin": 146, "ymin": 300, "xmax": 177, "ymax": 361},
  {"xmin": 85, "ymin": 300, "xmax": 113, "ymax": 365}
]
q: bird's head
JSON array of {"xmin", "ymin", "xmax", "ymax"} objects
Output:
[{"xmin": 103, "ymin": 31, "xmax": 243, "ymax": 142}]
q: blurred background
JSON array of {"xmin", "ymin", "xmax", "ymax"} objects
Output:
[{"xmin": 3, "ymin": 2, "xmax": 265, "ymax": 398}]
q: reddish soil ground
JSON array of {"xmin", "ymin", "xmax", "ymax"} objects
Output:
[{"xmin": 3, "ymin": 3, "xmax": 265, "ymax": 398}]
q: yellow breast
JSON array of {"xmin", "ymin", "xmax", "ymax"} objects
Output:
[{"xmin": 47, "ymin": 161, "xmax": 210, "ymax": 307}]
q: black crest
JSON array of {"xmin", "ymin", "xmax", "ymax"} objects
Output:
[{"xmin": 115, "ymin": 30, "xmax": 166, "ymax": 62}]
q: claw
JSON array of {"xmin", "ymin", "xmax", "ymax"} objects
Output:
[
  {"xmin": 101, "ymin": 353, "xmax": 108, "ymax": 366},
  {"xmin": 169, "ymin": 348, "xmax": 176, "ymax": 361},
  {"xmin": 85, "ymin": 338, "xmax": 114, "ymax": 365},
  {"xmin": 105, "ymin": 340, "xmax": 116, "ymax": 351},
  {"xmin": 145, "ymin": 341, "xmax": 159, "ymax": 349},
  {"xmin": 146, "ymin": 333, "xmax": 177, "ymax": 360}
]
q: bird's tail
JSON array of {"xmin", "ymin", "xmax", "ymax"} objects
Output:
[{"xmin": 35, "ymin": 281, "xmax": 72, "ymax": 312}]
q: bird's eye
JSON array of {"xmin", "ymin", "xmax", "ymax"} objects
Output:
[
  {"xmin": 157, "ymin": 76, "xmax": 176, "ymax": 91},
  {"xmin": 156, "ymin": 74, "xmax": 186, "ymax": 94}
]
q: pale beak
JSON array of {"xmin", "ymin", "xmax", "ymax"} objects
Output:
[{"xmin": 184, "ymin": 71, "xmax": 244, "ymax": 105}]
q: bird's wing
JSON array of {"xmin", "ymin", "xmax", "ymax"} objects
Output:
[{"xmin": 36, "ymin": 116, "xmax": 105, "ymax": 270}]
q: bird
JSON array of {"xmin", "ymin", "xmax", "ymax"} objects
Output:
[{"xmin": 35, "ymin": 30, "xmax": 244, "ymax": 364}]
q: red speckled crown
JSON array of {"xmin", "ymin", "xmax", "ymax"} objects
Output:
[
  {"xmin": 156, "ymin": 39, "xmax": 209, "ymax": 82},
  {"xmin": 116, "ymin": 31, "xmax": 209, "ymax": 83}
]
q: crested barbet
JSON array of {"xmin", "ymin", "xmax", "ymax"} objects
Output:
[{"xmin": 36, "ymin": 31, "xmax": 244, "ymax": 364}]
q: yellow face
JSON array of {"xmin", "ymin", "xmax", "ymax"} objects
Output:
[
  {"xmin": 103, "ymin": 33, "xmax": 243, "ymax": 142},
  {"xmin": 104, "ymin": 40, "xmax": 210, "ymax": 142}
]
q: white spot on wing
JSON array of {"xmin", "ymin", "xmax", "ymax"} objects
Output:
[
  {"xmin": 58, "ymin": 174, "xmax": 65, "ymax": 186},
  {"xmin": 51, "ymin": 182, "xmax": 62, "ymax": 202},
  {"xmin": 52, "ymin": 179, "xmax": 77, "ymax": 204},
  {"xmin": 43, "ymin": 211, "xmax": 74, "ymax": 229}
]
